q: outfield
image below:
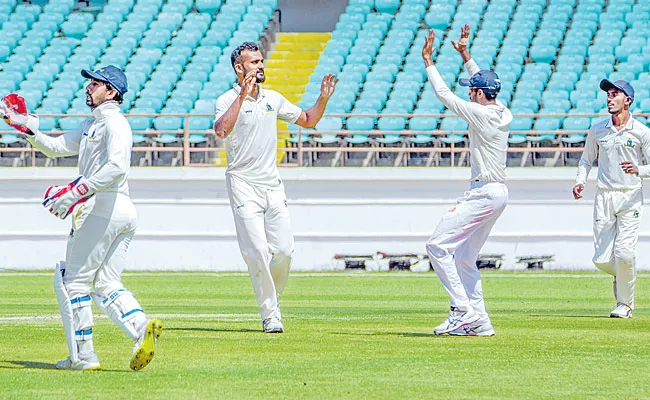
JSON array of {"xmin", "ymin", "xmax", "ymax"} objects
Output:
[{"xmin": 1, "ymin": 271, "xmax": 649, "ymax": 399}]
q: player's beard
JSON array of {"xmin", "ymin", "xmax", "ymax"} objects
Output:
[
  {"xmin": 86, "ymin": 91, "xmax": 102, "ymax": 109},
  {"xmin": 244, "ymin": 66, "xmax": 266, "ymax": 83}
]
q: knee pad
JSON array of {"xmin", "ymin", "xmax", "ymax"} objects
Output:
[{"xmin": 91, "ymin": 289, "xmax": 145, "ymax": 340}]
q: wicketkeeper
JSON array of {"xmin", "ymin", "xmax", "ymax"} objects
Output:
[{"xmin": 0, "ymin": 66, "xmax": 162, "ymax": 371}]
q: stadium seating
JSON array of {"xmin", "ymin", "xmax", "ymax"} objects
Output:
[
  {"xmin": 0, "ymin": 0, "xmax": 278, "ymax": 143},
  {"xmin": 1, "ymin": 0, "xmax": 649, "ymax": 167}
]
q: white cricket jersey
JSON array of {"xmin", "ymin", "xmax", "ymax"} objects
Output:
[
  {"xmin": 426, "ymin": 59, "xmax": 512, "ymax": 183},
  {"xmin": 576, "ymin": 116, "xmax": 650, "ymax": 190},
  {"xmin": 215, "ymin": 84, "xmax": 302, "ymax": 188},
  {"xmin": 26, "ymin": 101, "xmax": 132, "ymax": 196}
]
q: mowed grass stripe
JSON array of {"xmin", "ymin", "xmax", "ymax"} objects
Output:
[{"xmin": 0, "ymin": 273, "xmax": 649, "ymax": 399}]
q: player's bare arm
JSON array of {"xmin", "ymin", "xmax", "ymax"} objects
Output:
[
  {"xmin": 451, "ymin": 24, "xmax": 472, "ymax": 63},
  {"xmin": 421, "ymin": 29, "xmax": 435, "ymax": 68},
  {"xmin": 572, "ymin": 184, "xmax": 584, "ymax": 200},
  {"xmin": 620, "ymin": 161, "xmax": 639, "ymax": 175},
  {"xmin": 214, "ymin": 70, "xmax": 257, "ymax": 138},
  {"xmin": 295, "ymin": 73, "xmax": 338, "ymax": 128}
]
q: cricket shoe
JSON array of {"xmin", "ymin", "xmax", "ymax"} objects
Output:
[
  {"xmin": 130, "ymin": 318, "xmax": 163, "ymax": 371},
  {"xmin": 449, "ymin": 319, "xmax": 496, "ymax": 337},
  {"xmin": 434, "ymin": 307, "xmax": 480, "ymax": 335},
  {"xmin": 262, "ymin": 316, "xmax": 284, "ymax": 333},
  {"xmin": 610, "ymin": 303, "xmax": 632, "ymax": 319},
  {"xmin": 56, "ymin": 351, "xmax": 101, "ymax": 371}
]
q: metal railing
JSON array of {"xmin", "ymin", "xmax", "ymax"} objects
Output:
[{"xmin": 0, "ymin": 112, "xmax": 648, "ymax": 167}]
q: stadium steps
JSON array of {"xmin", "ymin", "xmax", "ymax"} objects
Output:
[{"xmin": 264, "ymin": 32, "xmax": 330, "ymax": 163}]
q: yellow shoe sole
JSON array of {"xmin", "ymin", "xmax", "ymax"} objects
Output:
[{"xmin": 130, "ymin": 318, "xmax": 163, "ymax": 371}]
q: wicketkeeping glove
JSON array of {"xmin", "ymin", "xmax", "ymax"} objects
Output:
[
  {"xmin": 1, "ymin": 93, "xmax": 39, "ymax": 135},
  {"xmin": 42, "ymin": 176, "xmax": 95, "ymax": 220}
]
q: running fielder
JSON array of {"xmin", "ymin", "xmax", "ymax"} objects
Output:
[
  {"xmin": 573, "ymin": 79, "xmax": 650, "ymax": 318},
  {"xmin": 422, "ymin": 26, "xmax": 511, "ymax": 336},
  {"xmin": 0, "ymin": 66, "xmax": 162, "ymax": 370},
  {"xmin": 214, "ymin": 42, "xmax": 337, "ymax": 333}
]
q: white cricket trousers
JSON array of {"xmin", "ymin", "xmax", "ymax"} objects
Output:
[
  {"xmin": 592, "ymin": 187, "xmax": 643, "ymax": 309},
  {"xmin": 226, "ymin": 174, "xmax": 294, "ymax": 320},
  {"xmin": 426, "ymin": 181, "xmax": 508, "ymax": 320},
  {"xmin": 63, "ymin": 192, "xmax": 138, "ymax": 298}
]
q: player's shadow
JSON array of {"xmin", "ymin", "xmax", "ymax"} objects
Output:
[
  {"xmin": 331, "ymin": 332, "xmax": 437, "ymax": 338},
  {"xmin": 0, "ymin": 360, "xmax": 56, "ymax": 369},
  {"xmin": 528, "ymin": 314, "xmax": 611, "ymax": 318},
  {"xmin": 166, "ymin": 327, "xmax": 260, "ymax": 333},
  {"xmin": 0, "ymin": 360, "xmax": 129, "ymax": 373}
]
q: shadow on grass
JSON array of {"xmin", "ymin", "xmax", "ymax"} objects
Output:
[
  {"xmin": 0, "ymin": 360, "xmax": 131, "ymax": 373},
  {"xmin": 166, "ymin": 327, "xmax": 260, "ymax": 333},
  {"xmin": 330, "ymin": 332, "xmax": 437, "ymax": 338},
  {"xmin": 0, "ymin": 360, "xmax": 55, "ymax": 369},
  {"xmin": 528, "ymin": 314, "xmax": 611, "ymax": 318}
]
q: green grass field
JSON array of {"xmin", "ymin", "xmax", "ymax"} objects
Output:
[{"xmin": 1, "ymin": 271, "xmax": 649, "ymax": 399}]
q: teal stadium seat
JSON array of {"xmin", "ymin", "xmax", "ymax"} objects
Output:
[
  {"xmin": 374, "ymin": 0, "xmax": 400, "ymax": 14},
  {"xmin": 59, "ymin": 108, "xmax": 88, "ymax": 131},
  {"xmin": 376, "ymin": 117, "xmax": 406, "ymax": 144},
  {"xmin": 313, "ymin": 117, "xmax": 343, "ymax": 145},
  {"xmin": 345, "ymin": 109, "xmax": 375, "ymax": 145}
]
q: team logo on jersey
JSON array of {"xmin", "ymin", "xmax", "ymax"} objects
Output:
[
  {"xmin": 625, "ymin": 138, "xmax": 635, "ymax": 148},
  {"xmin": 84, "ymin": 126, "xmax": 98, "ymax": 140},
  {"xmin": 265, "ymin": 103, "xmax": 274, "ymax": 112},
  {"xmin": 633, "ymin": 210, "xmax": 640, "ymax": 218}
]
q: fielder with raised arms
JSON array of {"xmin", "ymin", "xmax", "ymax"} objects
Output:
[
  {"xmin": 573, "ymin": 79, "xmax": 650, "ymax": 318},
  {"xmin": 214, "ymin": 42, "xmax": 337, "ymax": 333},
  {"xmin": 422, "ymin": 25, "xmax": 511, "ymax": 336},
  {"xmin": 0, "ymin": 66, "xmax": 162, "ymax": 370}
]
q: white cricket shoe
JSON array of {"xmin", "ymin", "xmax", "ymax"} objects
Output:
[
  {"xmin": 610, "ymin": 303, "xmax": 632, "ymax": 319},
  {"xmin": 130, "ymin": 318, "xmax": 163, "ymax": 371},
  {"xmin": 434, "ymin": 307, "xmax": 479, "ymax": 335},
  {"xmin": 55, "ymin": 351, "xmax": 101, "ymax": 371},
  {"xmin": 262, "ymin": 317, "xmax": 284, "ymax": 333},
  {"xmin": 449, "ymin": 319, "xmax": 496, "ymax": 337}
]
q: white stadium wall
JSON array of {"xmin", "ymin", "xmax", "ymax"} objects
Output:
[{"xmin": 2, "ymin": 167, "xmax": 650, "ymax": 271}]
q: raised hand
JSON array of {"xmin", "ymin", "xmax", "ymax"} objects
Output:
[
  {"xmin": 451, "ymin": 24, "xmax": 470, "ymax": 53},
  {"xmin": 1, "ymin": 93, "xmax": 38, "ymax": 135},
  {"xmin": 239, "ymin": 70, "xmax": 257, "ymax": 99},
  {"xmin": 320, "ymin": 74, "xmax": 338, "ymax": 100},
  {"xmin": 422, "ymin": 29, "xmax": 436, "ymax": 66}
]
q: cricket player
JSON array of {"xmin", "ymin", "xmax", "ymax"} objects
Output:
[
  {"xmin": 214, "ymin": 42, "xmax": 337, "ymax": 333},
  {"xmin": 422, "ymin": 26, "xmax": 511, "ymax": 336},
  {"xmin": 573, "ymin": 79, "xmax": 650, "ymax": 318},
  {"xmin": 0, "ymin": 66, "xmax": 162, "ymax": 370}
]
